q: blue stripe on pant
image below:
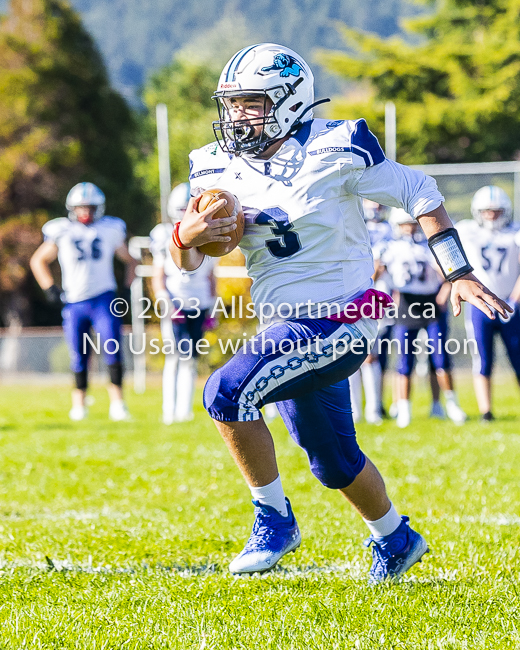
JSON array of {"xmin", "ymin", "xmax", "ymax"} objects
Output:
[
  {"xmin": 204, "ymin": 318, "xmax": 371, "ymax": 488},
  {"xmin": 62, "ymin": 290, "xmax": 122, "ymax": 373}
]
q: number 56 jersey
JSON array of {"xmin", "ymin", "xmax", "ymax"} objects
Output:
[
  {"xmin": 189, "ymin": 118, "xmax": 444, "ymax": 317},
  {"xmin": 42, "ymin": 216, "xmax": 127, "ymax": 303},
  {"xmin": 456, "ymin": 219, "xmax": 520, "ymax": 300}
]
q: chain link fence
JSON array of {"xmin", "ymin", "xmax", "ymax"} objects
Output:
[{"xmin": 0, "ymin": 326, "xmax": 138, "ymax": 383}]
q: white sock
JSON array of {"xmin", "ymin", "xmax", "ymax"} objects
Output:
[
  {"xmin": 363, "ymin": 503, "xmax": 401, "ymax": 539},
  {"xmin": 249, "ymin": 475, "xmax": 288, "ymax": 517},
  {"xmin": 444, "ymin": 390, "xmax": 456, "ymax": 403},
  {"xmin": 361, "ymin": 362, "xmax": 382, "ymax": 416},
  {"xmin": 162, "ymin": 353, "xmax": 178, "ymax": 421},
  {"xmin": 174, "ymin": 356, "xmax": 197, "ymax": 421},
  {"xmin": 349, "ymin": 370, "xmax": 363, "ymax": 422}
]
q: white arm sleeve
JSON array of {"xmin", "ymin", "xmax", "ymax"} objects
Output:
[{"xmin": 353, "ymin": 159, "xmax": 445, "ymax": 219}]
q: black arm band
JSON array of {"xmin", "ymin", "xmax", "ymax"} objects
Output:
[{"xmin": 427, "ymin": 228, "xmax": 473, "ymax": 282}]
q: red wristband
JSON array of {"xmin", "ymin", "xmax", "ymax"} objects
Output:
[{"xmin": 172, "ymin": 221, "xmax": 192, "ymax": 250}]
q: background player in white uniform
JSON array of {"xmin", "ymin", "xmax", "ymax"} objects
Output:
[
  {"xmin": 150, "ymin": 183, "xmax": 217, "ymax": 424},
  {"xmin": 349, "ymin": 200, "xmax": 394, "ymax": 424},
  {"xmin": 170, "ymin": 44, "xmax": 510, "ymax": 583},
  {"xmin": 457, "ymin": 186, "xmax": 520, "ymax": 420},
  {"xmin": 31, "ymin": 182, "xmax": 136, "ymax": 421},
  {"xmin": 377, "ymin": 208, "xmax": 467, "ymax": 428}
]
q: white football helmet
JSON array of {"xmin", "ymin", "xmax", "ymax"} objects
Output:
[
  {"xmin": 213, "ymin": 43, "xmax": 322, "ymax": 155},
  {"xmin": 167, "ymin": 183, "xmax": 190, "ymax": 223},
  {"xmin": 389, "ymin": 207, "xmax": 415, "ymax": 227},
  {"xmin": 363, "ymin": 199, "xmax": 389, "ymax": 223},
  {"xmin": 388, "ymin": 207, "xmax": 423, "ymax": 240},
  {"xmin": 471, "ymin": 185, "xmax": 512, "ymax": 230},
  {"xmin": 66, "ymin": 182, "xmax": 105, "ymax": 223}
]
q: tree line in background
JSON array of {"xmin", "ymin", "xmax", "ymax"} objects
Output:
[
  {"xmin": 2, "ymin": 0, "xmax": 520, "ymax": 328},
  {"xmin": 0, "ymin": 0, "xmax": 151, "ymax": 328},
  {"xmin": 67, "ymin": 0, "xmax": 415, "ymax": 101},
  {"xmin": 319, "ymin": 0, "xmax": 520, "ymax": 164}
]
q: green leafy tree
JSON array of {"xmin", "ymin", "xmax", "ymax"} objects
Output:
[
  {"xmin": 318, "ymin": 0, "xmax": 520, "ymax": 164},
  {"xmin": 136, "ymin": 56, "xmax": 220, "ymax": 201},
  {"xmin": 68, "ymin": 0, "xmax": 415, "ymax": 101},
  {"xmin": 0, "ymin": 0, "xmax": 151, "ymax": 326}
]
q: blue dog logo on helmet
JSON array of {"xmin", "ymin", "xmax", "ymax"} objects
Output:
[{"xmin": 261, "ymin": 53, "xmax": 302, "ymax": 78}]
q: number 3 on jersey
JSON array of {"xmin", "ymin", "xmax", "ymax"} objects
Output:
[{"xmin": 256, "ymin": 207, "xmax": 302, "ymax": 259}]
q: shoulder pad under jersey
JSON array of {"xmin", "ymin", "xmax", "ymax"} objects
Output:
[
  {"xmin": 99, "ymin": 216, "xmax": 126, "ymax": 234},
  {"xmin": 189, "ymin": 141, "xmax": 231, "ymax": 183},
  {"xmin": 42, "ymin": 217, "xmax": 70, "ymax": 242},
  {"xmin": 305, "ymin": 118, "xmax": 385, "ymax": 167}
]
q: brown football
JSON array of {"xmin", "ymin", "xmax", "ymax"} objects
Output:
[{"xmin": 196, "ymin": 189, "xmax": 245, "ymax": 257}]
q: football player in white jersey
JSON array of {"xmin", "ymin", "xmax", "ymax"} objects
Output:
[
  {"xmin": 150, "ymin": 183, "xmax": 217, "ymax": 424},
  {"xmin": 30, "ymin": 182, "xmax": 136, "ymax": 421},
  {"xmin": 349, "ymin": 200, "xmax": 394, "ymax": 424},
  {"xmin": 457, "ymin": 186, "xmax": 520, "ymax": 420},
  {"xmin": 169, "ymin": 44, "xmax": 510, "ymax": 582},
  {"xmin": 377, "ymin": 208, "xmax": 467, "ymax": 428}
]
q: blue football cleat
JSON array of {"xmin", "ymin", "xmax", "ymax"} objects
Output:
[
  {"xmin": 229, "ymin": 498, "xmax": 301, "ymax": 574},
  {"xmin": 364, "ymin": 515, "xmax": 429, "ymax": 584}
]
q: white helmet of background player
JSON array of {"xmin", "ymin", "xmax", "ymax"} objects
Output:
[
  {"xmin": 167, "ymin": 183, "xmax": 191, "ymax": 223},
  {"xmin": 389, "ymin": 207, "xmax": 415, "ymax": 228},
  {"xmin": 213, "ymin": 43, "xmax": 319, "ymax": 155},
  {"xmin": 471, "ymin": 185, "xmax": 513, "ymax": 231},
  {"xmin": 66, "ymin": 182, "xmax": 105, "ymax": 224},
  {"xmin": 388, "ymin": 207, "xmax": 424, "ymax": 241},
  {"xmin": 363, "ymin": 199, "xmax": 389, "ymax": 223}
]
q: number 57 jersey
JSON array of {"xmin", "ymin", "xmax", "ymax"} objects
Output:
[
  {"xmin": 189, "ymin": 118, "xmax": 443, "ymax": 317},
  {"xmin": 42, "ymin": 216, "xmax": 127, "ymax": 303},
  {"xmin": 456, "ymin": 219, "xmax": 520, "ymax": 300}
]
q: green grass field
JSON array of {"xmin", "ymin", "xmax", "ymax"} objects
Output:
[{"xmin": 0, "ymin": 375, "xmax": 519, "ymax": 649}]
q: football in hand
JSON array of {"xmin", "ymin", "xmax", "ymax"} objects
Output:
[{"xmin": 196, "ymin": 189, "xmax": 245, "ymax": 257}]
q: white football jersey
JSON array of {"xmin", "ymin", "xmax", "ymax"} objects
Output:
[
  {"xmin": 366, "ymin": 220, "xmax": 393, "ymax": 251},
  {"xmin": 380, "ymin": 236, "xmax": 442, "ymax": 295},
  {"xmin": 457, "ymin": 219, "xmax": 520, "ymax": 300},
  {"xmin": 189, "ymin": 118, "xmax": 443, "ymax": 320},
  {"xmin": 42, "ymin": 216, "xmax": 126, "ymax": 303},
  {"xmin": 150, "ymin": 223, "xmax": 216, "ymax": 310}
]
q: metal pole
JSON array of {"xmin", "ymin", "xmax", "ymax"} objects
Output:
[
  {"xmin": 156, "ymin": 103, "xmax": 171, "ymax": 224},
  {"xmin": 514, "ymin": 170, "xmax": 520, "ymax": 222},
  {"xmin": 385, "ymin": 101, "xmax": 396, "ymax": 161},
  {"xmin": 128, "ymin": 236, "xmax": 152, "ymax": 394}
]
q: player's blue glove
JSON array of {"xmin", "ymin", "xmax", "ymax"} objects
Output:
[{"xmin": 44, "ymin": 284, "xmax": 64, "ymax": 305}]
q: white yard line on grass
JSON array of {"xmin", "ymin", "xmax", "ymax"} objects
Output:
[
  {"xmin": 2, "ymin": 510, "xmax": 520, "ymax": 526},
  {"xmin": 0, "ymin": 557, "xmax": 463, "ymax": 582}
]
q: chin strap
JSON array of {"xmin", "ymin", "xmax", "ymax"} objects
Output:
[
  {"xmin": 225, "ymin": 91, "xmax": 332, "ymax": 156},
  {"xmin": 288, "ymin": 98, "xmax": 331, "ymax": 136},
  {"xmin": 247, "ymin": 97, "xmax": 332, "ymax": 156}
]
